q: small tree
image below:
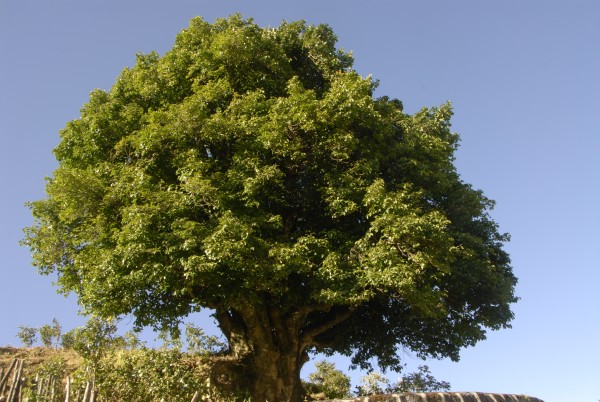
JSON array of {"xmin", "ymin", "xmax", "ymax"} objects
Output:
[
  {"xmin": 39, "ymin": 324, "xmax": 54, "ymax": 348},
  {"xmin": 157, "ymin": 327, "xmax": 184, "ymax": 350},
  {"xmin": 38, "ymin": 318, "xmax": 62, "ymax": 349},
  {"xmin": 61, "ymin": 328, "xmax": 77, "ymax": 349},
  {"xmin": 16, "ymin": 325, "xmax": 38, "ymax": 347},
  {"xmin": 184, "ymin": 323, "xmax": 227, "ymax": 355},
  {"xmin": 305, "ymin": 360, "xmax": 351, "ymax": 399},
  {"xmin": 391, "ymin": 365, "xmax": 451, "ymax": 392},
  {"xmin": 122, "ymin": 330, "xmax": 143, "ymax": 349},
  {"xmin": 51, "ymin": 318, "xmax": 62, "ymax": 349},
  {"xmin": 357, "ymin": 372, "xmax": 390, "ymax": 396},
  {"xmin": 66, "ymin": 316, "xmax": 122, "ymax": 399},
  {"xmin": 68, "ymin": 317, "xmax": 120, "ymax": 364}
]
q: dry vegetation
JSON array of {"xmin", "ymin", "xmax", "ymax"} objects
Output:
[{"xmin": 0, "ymin": 346, "xmax": 82, "ymax": 371}]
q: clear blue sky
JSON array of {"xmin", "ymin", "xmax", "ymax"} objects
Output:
[{"xmin": 1, "ymin": 1, "xmax": 598, "ymax": 401}]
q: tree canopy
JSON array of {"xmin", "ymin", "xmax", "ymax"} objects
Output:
[{"xmin": 24, "ymin": 15, "xmax": 517, "ymax": 401}]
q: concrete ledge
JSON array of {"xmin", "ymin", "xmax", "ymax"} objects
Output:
[{"xmin": 323, "ymin": 393, "xmax": 544, "ymax": 402}]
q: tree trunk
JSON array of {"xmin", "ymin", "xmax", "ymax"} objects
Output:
[
  {"xmin": 249, "ymin": 348, "xmax": 305, "ymax": 402},
  {"xmin": 215, "ymin": 305, "xmax": 309, "ymax": 402}
]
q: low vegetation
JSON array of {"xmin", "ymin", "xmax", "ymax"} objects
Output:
[
  {"xmin": 3, "ymin": 319, "xmax": 451, "ymax": 401},
  {"xmin": 6, "ymin": 318, "xmax": 240, "ymax": 401}
]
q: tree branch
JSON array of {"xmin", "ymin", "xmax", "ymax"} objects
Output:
[
  {"xmin": 300, "ymin": 306, "xmax": 356, "ymax": 348},
  {"xmin": 214, "ymin": 306, "xmax": 234, "ymax": 340}
]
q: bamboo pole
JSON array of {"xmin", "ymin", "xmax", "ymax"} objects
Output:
[
  {"xmin": 7, "ymin": 359, "xmax": 23, "ymax": 402},
  {"xmin": 65, "ymin": 375, "xmax": 71, "ymax": 402},
  {"xmin": 0, "ymin": 359, "xmax": 17, "ymax": 393},
  {"xmin": 40, "ymin": 376, "xmax": 48, "ymax": 398},
  {"xmin": 36, "ymin": 376, "xmax": 42, "ymax": 397},
  {"xmin": 6, "ymin": 360, "xmax": 18, "ymax": 402},
  {"xmin": 82, "ymin": 380, "xmax": 90, "ymax": 402},
  {"xmin": 44, "ymin": 376, "xmax": 51, "ymax": 398},
  {"xmin": 14, "ymin": 359, "xmax": 23, "ymax": 402},
  {"xmin": 50, "ymin": 375, "xmax": 57, "ymax": 402},
  {"xmin": 190, "ymin": 390, "xmax": 199, "ymax": 402},
  {"xmin": 34, "ymin": 373, "xmax": 40, "ymax": 397},
  {"xmin": 17, "ymin": 376, "xmax": 23, "ymax": 402}
]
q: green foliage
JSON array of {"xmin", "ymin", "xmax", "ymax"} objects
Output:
[
  {"xmin": 19, "ymin": 353, "xmax": 72, "ymax": 402},
  {"xmin": 23, "ymin": 14, "xmax": 518, "ymax": 400},
  {"xmin": 92, "ymin": 348, "xmax": 210, "ymax": 402},
  {"xmin": 37, "ymin": 318, "xmax": 62, "ymax": 349},
  {"xmin": 17, "ymin": 325, "xmax": 37, "ymax": 347},
  {"xmin": 12, "ymin": 319, "xmax": 247, "ymax": 401},
  {"xmin": 39, "ymin": 325, "xmax": 53, "ymax": 348},
  {"xmin": 356, "ymin": 372, "xmax": 390, "ymax": 396},
  {"xmin": 122, "ymin": 330, "xmax": 144, "ymax": 349},
  {"xmin": 60, "ymin": 328, "xmax": 77, "ymax": 349},
  {"xmin": 390, "ymin": 365, "xmax": 451, "ymax": 393},
  {"xmin": 22, "ymin": 320, "xmax": 229, "ymax": 401},
  {"xmin": 64, "ymin": 317, "xmax": 121, "ymax": 365},
  {"xmin": 185, "ymin": 323, "xmax": 227, "ymax": 355},
  {"xmin": 36, "ymin": 354, "xmax": 69, "ymax": 379},
  {"xmin": 51, "ymin": 318, "xmax": 62, "ymax": 349},
  {"xmin": 356, "ymin": 366, "xmax": 451, "ymax": 396},
  {"xmin": 305, "ymin": 360, "xmax": 351, "ymax": 399},
  {"xmin": 157, "ymin": 326, "xmax": 184, "ymax": 350}
]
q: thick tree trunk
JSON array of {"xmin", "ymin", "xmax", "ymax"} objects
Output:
[
  {"xmin": 215, "ymin": 305, "xmax": 309, "ymax": 402},
  {"xmin": 249, "ymin": 348, "xmax": 305, "ymax": 402}
]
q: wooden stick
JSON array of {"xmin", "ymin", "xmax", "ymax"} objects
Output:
[
  {"xmin": 50, "ymin": 375, "xmax": 57, "ymax": 402},
  {"xmin": 82, "ymin": 380, "xmax": 90, "ymax": 402},
  {"xmin": 17, "ymin": 375, "xmax": 24, "ymax": 402},
  {"xmin": 6, "ymin": 360, "xmax": 18, "ymax": 402},
  {"xmin": 14, "ymin": 359, "xmax": 24, "ymax": 402},
  {"xmin": 0, "ymin": 359, "xmax": 17, "ymax": 392},
  {"xmin": 34, "ymin": 373, "xmax": 39, "ymax": 396},
  {"xmin": 8, "ymin": 359, "xmax": 23, "ymax": 402},
  {"xmin": 89, "ymin": 384, "xmax": 96, "ymax": 402},
  {"xmin": 41, "ymin": 376, "xmax": 48, "ymax": 397},
  {"xmin": 65, "ymin": 375, "xmax": 71, "ymax": 402}
]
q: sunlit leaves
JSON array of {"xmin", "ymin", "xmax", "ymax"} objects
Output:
[{"xmin": 24, "ymin": 15, "xmax": 516, "ymax": 374}]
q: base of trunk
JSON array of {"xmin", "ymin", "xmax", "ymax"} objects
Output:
[
  {"xmin": 207, "ymin": 354, "xmax": 305, "ymax": 402},
  {"xmin": 249, "ymin": 369, "xmax": 305, "ymax": 401},
  {"xmin": 213, "ymin": 306, "xmax": 310, "ymax": 401}
]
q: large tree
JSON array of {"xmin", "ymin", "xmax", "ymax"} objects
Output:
[{"xmin": 24, "ymin": 15, "xmax": 517, "ymax": 401}]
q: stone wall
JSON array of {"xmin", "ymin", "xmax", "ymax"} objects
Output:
[{"xmin": 324, "ymin": 393, "xmax": 544, "ymax": 402}]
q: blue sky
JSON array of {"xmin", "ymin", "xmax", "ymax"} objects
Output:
[{"xmin": 1, "ymin": 1, "xmax": 598, "ymax": 401}]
